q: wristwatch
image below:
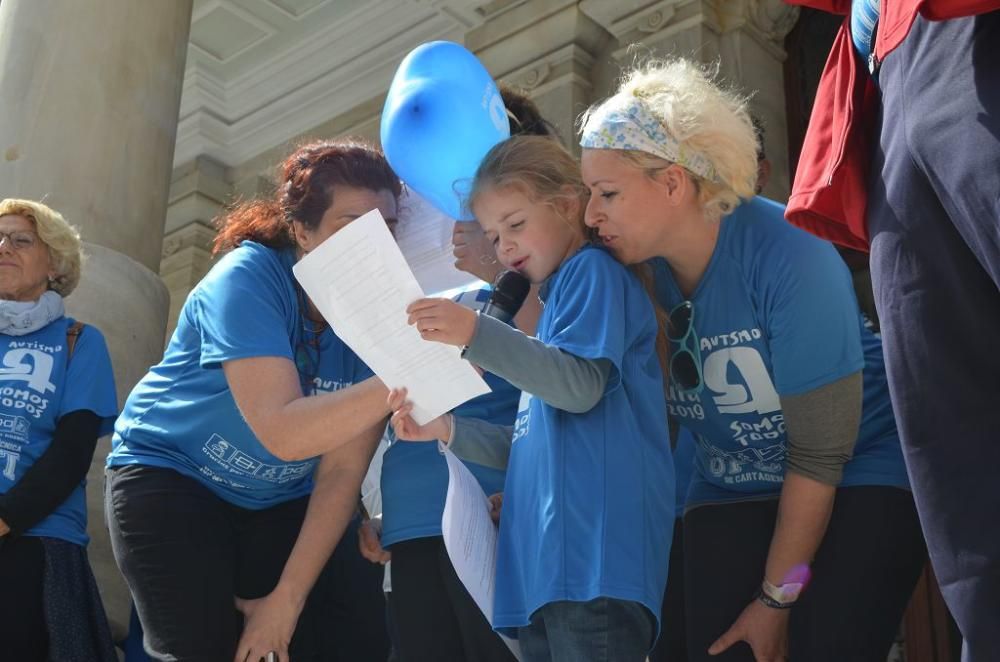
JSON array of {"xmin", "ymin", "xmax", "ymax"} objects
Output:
[{"xmin": 757, "ymin": 577, "xmax": 804, "ymax": 609}]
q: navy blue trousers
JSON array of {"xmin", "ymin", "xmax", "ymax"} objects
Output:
[{"xmin": 867, "ymin": 11, "xmax": 1000, "ymax": 661}]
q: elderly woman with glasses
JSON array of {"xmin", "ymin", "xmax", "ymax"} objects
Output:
[
  {"xmin": 578, "ymin": 59, "xmax": 926, "ymax": 662},
  {"xmin": 0, "ymin": 199, "xmax": 119, "ymax": 661}
]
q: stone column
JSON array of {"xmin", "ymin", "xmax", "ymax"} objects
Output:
[
  {"xmin": 162, "ymin": 156, "xmax": 232, "ymax": 337},
  {"xmin": 580, "ymin": 0, "xmax": 799, "ymax": 200},
  {"xmin": 0, "ymin": 0, "xmax": 193, "ymax": 635}
]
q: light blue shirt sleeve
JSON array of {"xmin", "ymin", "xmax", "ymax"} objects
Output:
[
  {"xmin": 194, "ymin": 244, "xmax": 297, "ymax": 369},
  {"xmin": 58, "ymin": 324, "xmax": 118, "ymax": 437},
  {"xmin": 543, "ymin": 249, "xmax": 632, "ymax": 391},
  {"xmin": 761, "ymin": 231, "xmax": 864, "ymax": 395}
]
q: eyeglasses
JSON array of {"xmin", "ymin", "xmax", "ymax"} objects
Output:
[
  {"xmin": 0, "ymin": 231, "xmax": 37, "ymax": 251},
  {"xmin": 668, "ymin": 300, "xmax": 703, "ymax": 394}
]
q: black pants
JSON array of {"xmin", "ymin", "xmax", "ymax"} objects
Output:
[
  {"xmin": 649, "ymin": 518, "xmax": 686, "ymax": 662},
  {"xmin": 0, "ymin": 535, "xmax": 48, "ymax": 661},
  {"xmin": 684, "ymin": 486, "xmax": 925, "ymax": 662},
  {"xmin": 867, "ymin": 11, "xmax": 1000, "ymax": 661},
  {"xmin": 389, "ymin": 535, "xmax": 516, "ymax": 662},
  {"xmin": 106, "ymin": 464, "xmax": 387, "ymax": 662}
]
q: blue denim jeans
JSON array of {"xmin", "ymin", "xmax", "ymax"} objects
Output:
[{"xmin": 518, "ymin": 598, "xmax": 654, "ymax": 662}]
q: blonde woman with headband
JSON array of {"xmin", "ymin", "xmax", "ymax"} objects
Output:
[{"xmin": 579, "ymin": 59, "xmax": 925, "ymax": 662}]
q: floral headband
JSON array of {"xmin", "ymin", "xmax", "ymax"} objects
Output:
[{"xmin": 579, "ymin": 94, "xmax": 720, "ymax": 183}]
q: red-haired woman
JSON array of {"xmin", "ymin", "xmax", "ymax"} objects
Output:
[{"xmin": 107, "ymin": 140, "xmax": 399, "ymax": 662}]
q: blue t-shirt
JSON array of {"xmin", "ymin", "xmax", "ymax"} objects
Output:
[
  {"xmin": 652, "ymin": 197, "xmax": 909, "ymax": 506},
  {"xmin": 851, "ymin": 0, "xmax": 880, "ymax": 61},
  {"xmin": 380, "ymin": 286, "xmax": 518, "ymax": 548},
  {"xmin": 495, "ymin": 246, "xmax": 675, "ymax": 633},
  {"xmin": 0, "ymin": 318, "xmax": 118, "ymax": 546},
  {"xmin": 109, "ymin": 242, "xmax": 373, "ymax": 509},
  {"xmin": 673, "ymin": 427, "xmax": 696, "ymax": 514}
]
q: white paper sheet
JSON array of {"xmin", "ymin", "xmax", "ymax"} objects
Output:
[
  {"xmin": 440, "ymin": 443, "xmax": 522, "ymax": 659},
  {"xmin": 292, "ymin": 209, "xmax": 490, "ymax": 424},
  {"xmin": 396, "ymin": 189, "xmax": 480, "ymax": 296}
]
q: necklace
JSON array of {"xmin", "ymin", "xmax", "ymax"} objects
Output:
[
  {"xmin": 295, "ymin": 285, "xmax": 327, "ymax": 394},
  {"xmin": 302, "ymin": 315, "xmax": 326, "ymax": 334}
]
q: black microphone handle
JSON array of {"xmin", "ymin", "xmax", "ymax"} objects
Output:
[{"xmin": 480, "ymin": 302, "xmax": 515, "ymax": 325}]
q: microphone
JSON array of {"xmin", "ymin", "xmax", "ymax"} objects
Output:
[{"xmin": 481, "ymin": 270, "xmax": 531, "ymax": 324}]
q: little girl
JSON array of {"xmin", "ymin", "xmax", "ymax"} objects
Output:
[{"xmin": 389, "ymin": 135, "xmax": 675, "ymax": 662}]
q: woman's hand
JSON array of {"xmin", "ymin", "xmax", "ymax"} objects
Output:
[
  {"xmin": 487, "ymin": 492, "xmax": 503, "ymax": 525},
  {"xmin": 388, "ymin": 388, "xmax": 453, "ymax": 442},
  {"xmin": 452, "ymin": 221, "xmax": 502, "ymax": 283},
  {"xmin": 708, "ymin": 597, "xmax": 789, "ymax": 661},
  {"xmin": 406, "ymin": 298, "xmax": 477, "ymax": 347},
  {"xmin": 0, "ymin": 517, "xmax": 9, "ymax": 537},
  {"xmin": 710, "ymin": 471, "xmax": 828, "ymax": 661},
  {"xmin": 233, "ymin": 584, "xmax": 303, "ymax": 662},
  {"xmin": 358, "ymin": 516, "xmax": 391, "ymax": 565}
]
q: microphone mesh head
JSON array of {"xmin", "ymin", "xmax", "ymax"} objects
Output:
[{"xmin": 490, "ymin": 270, "xmax": 531, "ymax": 314}]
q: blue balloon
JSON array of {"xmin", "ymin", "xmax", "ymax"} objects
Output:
[{"xmin": 381, "ymin": 41, "xmax": 510, "ymax": 220}]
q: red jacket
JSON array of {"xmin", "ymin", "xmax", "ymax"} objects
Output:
[{"xmin": 784, "ymin": 0, "xmax": 1000, "ymax": 250}]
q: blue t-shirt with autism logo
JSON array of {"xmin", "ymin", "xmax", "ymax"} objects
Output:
[
  {"xmin": 380, "ymin": 286, "xmax": 517, "ymax": 548},
  {"xmin": 650, "ymin": 197, "xmax": 909, "ymax": 506},
  {"xmin": 0, "ymin": 318, "xmax": 118, "ymax": 546},
  {"xmin": 109, "ymin": 241, "xmax": 372, "ymax": 509},
  {"xmin": 496, "ymin": 246, "xmax": 674, "ymax": 634},
  {"xmin": 673, "ymin": 426, "xmax": 696, "ymax": 514}
]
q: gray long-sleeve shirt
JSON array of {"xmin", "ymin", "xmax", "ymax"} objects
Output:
[{"xmin": 448, "ymin": 314, "xmax": 611, "ymax": 470}]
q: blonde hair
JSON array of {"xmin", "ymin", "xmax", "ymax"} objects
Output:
[
  {"xmin": 584, "ymin": 58, "xmax": 758, "ymax": 221},
  {"xmin": 469, "ymin": 135, "xmax": 670, "ymax": 377},
  {"xmin": 0, "ymin": 199, "xmax": 83, "ymax": 296},
  {"xmin": 468, "ymin": 135, "xmax": 589, "ymax": 232}
]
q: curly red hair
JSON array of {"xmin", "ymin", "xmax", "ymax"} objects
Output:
[{"xmin": 213, "ymin": 139, "xmax": 401, "ymax": 255}]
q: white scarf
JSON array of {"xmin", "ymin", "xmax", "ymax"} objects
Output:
[{"xmin": 0, "ymin": 290, "xmax": 65, "ymax": 335}]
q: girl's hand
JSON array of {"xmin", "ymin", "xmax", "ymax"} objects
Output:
[
  {"xmin": 358, "ymin": 516, "xmax": 391, "ymax": 565},
  {"xmin": 406, "ymin": 298, "xmax": 477, "ymax": 347},
  {"xmin": 233, "ymin": 584, "xmax": 302, "ymax": 662},
  {"xmin": 387, "ymin": 388, "xmax": 453, "ymax": 442}
]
